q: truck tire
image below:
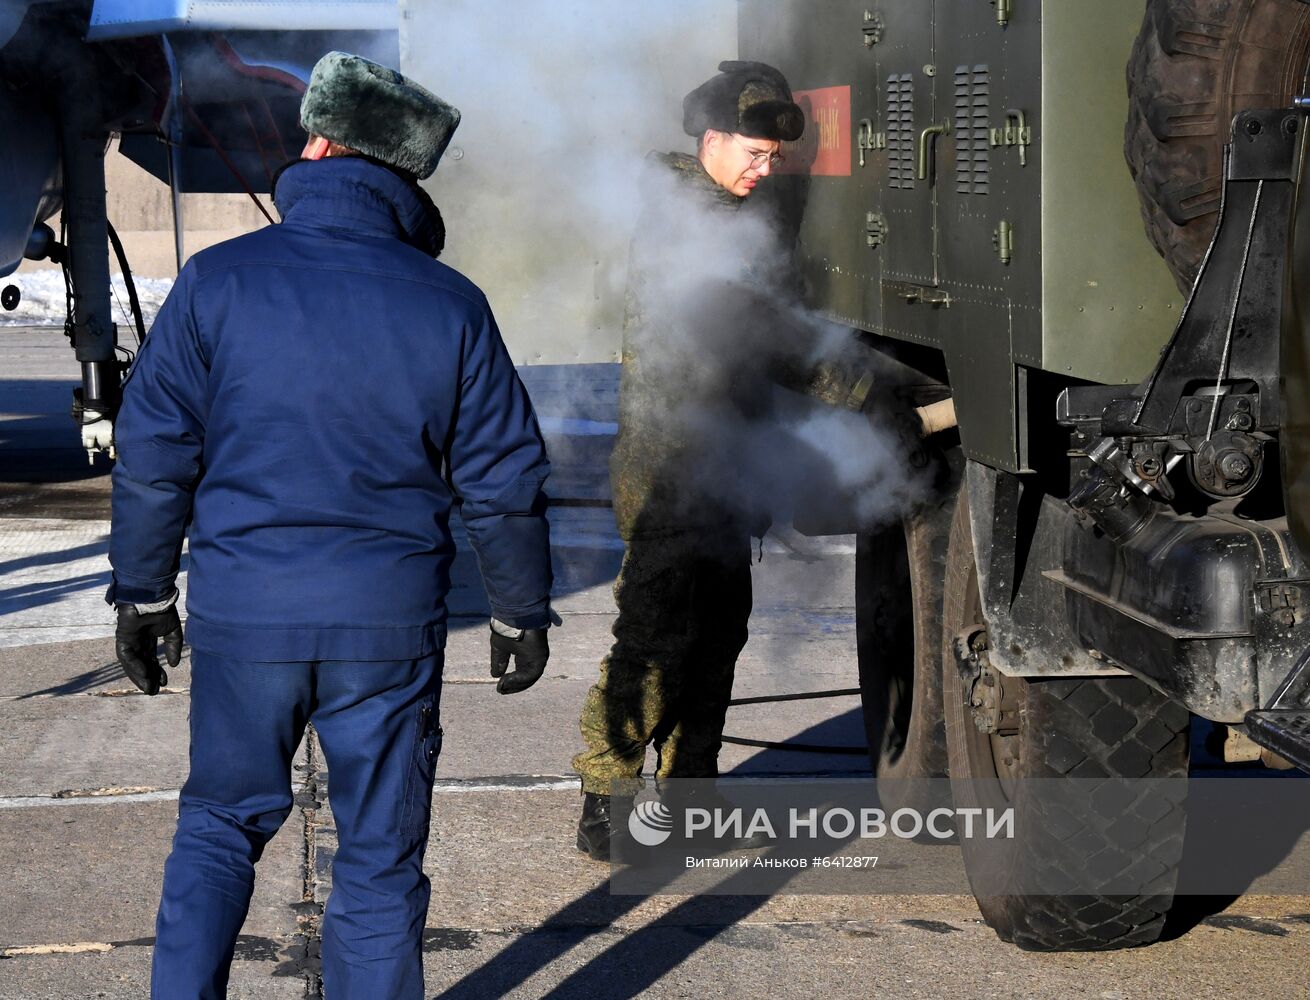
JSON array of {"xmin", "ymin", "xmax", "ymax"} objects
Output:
[
  {"xmin": 855, "ymin": 495, "xmax": 954, "ymax": 802},
  {"xmin": 1126, "ymin": 0, "xmax": 1310, "ymax": 293},
  {"xmin": 942, "ymin": 489, "xmax": 1192, "ymax": 951}
]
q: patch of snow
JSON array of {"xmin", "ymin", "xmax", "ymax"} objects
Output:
[{"xmin": 0, "ymin": 270, "xmax": 173, "ymax": 329}]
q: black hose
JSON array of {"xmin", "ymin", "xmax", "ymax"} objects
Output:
[
  {"xmin": 728, "ymin": 687, "xmax": 860, "ymax": 707},
  {"xmin": 721, "ymin": 735, "xmax": 868, "ymax": 755},
  {"xmin": 106, "ymin": 221, "xmax": 146, "ymax": 345},
  {"xmin": 59, "ymin": 215, "xmax": 74, "ymax": 347},
  {"xmin": 725, "ymin": 687, "xmax": 868, "ymax": 755}
]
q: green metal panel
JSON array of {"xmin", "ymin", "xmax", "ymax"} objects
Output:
[
  {"xmin": 934, "ymin": 0, "xmax": 1015, "ymax": 303},
  {"xmin": 942, "ymin": 299, "xmax": 1023, "ymax": 470},
  {"xmin": 933, "ymin": 0, "xmax": 1043, "ymax": 471},
  {"xmin": 739, "ymin": 0, "xmax": 883, "ymax": 335},
  {"xmin": 737, "ymin": 0, "xmax": 1190, "ymax": 471},
  {"xmin": 876, "ymin": 1, "xmax": 947, "ymax": 350},
  {"xmin": 1040, "ymin": 0, "xmax": 1183, "ymax": 384},
  {"xmin": 875, "ymin": 2, "xmax": 938, "ymax": 287}
]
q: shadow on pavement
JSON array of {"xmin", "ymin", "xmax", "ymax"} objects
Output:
[
  {"xmin": 726, "ymin": 706, "xmax": 869, "ymax": 776},
  {"xmin": 433, "ymin": 889, "xmax": 779, "ymax": 1000},
  {"xmin": 0, "ymin": 538, "xmax": 108, "ymax": 577},
  {"xmin": 15, "ymin": 659, "xmax": 122, "ymax": 698},
  {"xmin": 0, "ymin": 543, "xmax": 185, "ymax": 622},
  {"xmin": 0, "ymin": 568, "xmax": 112, "ymax": 614},
  {"xmin": 430, "ymin": 712, "xmax": 864, "ymax": 1000}
]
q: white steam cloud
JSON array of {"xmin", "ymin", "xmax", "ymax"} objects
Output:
[
  {"xmin": 412, "ymin": 1, "xmax": 930, "ymax": 529},
  {"xmin": 619, "ymin": 163, "xmax": 930, "ymax": 531}
]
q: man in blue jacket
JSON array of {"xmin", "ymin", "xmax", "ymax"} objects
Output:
[{"xmin": 108, "ymin": 52, "xmax": 554, "ymax": 999}]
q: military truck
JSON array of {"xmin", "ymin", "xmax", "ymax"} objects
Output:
[{"xmin": 739, "ymin": 0, "xmax": 1310, "ymax": 951}]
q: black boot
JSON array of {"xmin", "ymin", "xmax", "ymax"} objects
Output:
[{"xmin": 577, "ymin": 792, "xmax": 630, "ymax": 862}]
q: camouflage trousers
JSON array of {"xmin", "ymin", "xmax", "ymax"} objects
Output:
[{"xmin": 573, "ymin": 531, "xmax": 753, "ymax": 797}]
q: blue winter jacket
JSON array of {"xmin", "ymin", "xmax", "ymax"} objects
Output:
[{"xmin": 109, "ymin": 158, "xmax": 553, "ymax": 661}]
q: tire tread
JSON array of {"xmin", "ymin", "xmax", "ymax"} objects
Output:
[
  {"xmin": 944, "ymin": 493, "xmax": 1191, "ymax": 952},
  {"xmin": 1126, "ymin": 0, "xmax": 1310, "ymax": 292}
]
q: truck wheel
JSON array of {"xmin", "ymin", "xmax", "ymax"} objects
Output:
[
  {"xmin": 942, "ymin": 488, "xmax": 1192, "ymax": 951},
  {"xmin": 855, "ymin": 490, "xmax": 955, "ymax": 801},
  {"xmin": 1126, "ymin": 0, "xmax": 1310, "ymax": 293}
]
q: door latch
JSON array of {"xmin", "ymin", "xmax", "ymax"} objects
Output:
[
  {"xmin": 884, "ymin": 280, "xmax": 952, "ymax": 306},
  {"xmin": 989, "ymin": 109, "xmax": 1032, "ymax": 166},
  {"xmin": 856, "ymin": 118, "xmax": 886, "ymax": 167},
  {"xmin": 990, "ymin": 0, "xmax": 1012, "ymax": 27}
]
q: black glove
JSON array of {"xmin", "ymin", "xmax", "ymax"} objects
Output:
[
  {"xmin": 488, "ymin": 620, "xmax": 550, "ymax": 695},
  {"xmin": 115, "ymin": 604, "xmax": 183, "ymax": 695}
]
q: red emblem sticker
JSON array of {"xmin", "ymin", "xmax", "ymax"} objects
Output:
[{"xmin": 780, "ymin": 85, "xmax": 852, "ymax": 177}]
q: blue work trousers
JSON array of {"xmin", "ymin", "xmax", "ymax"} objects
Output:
[{"xmin": 151, "ymin": 651, "xmax": 444, "ymax": 1000}]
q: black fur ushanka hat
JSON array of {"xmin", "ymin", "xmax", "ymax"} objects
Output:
[
  {"xmin": 682, "ymin": 60, "xmax": 805, "ymax": 143},
  {"xmin": 300, "ymin": 52, "xmax": 460, "ymax": 180}
]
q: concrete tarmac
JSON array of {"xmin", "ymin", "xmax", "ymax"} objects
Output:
[{"xmin": 2, "ymin": 327, "xmax": 1309, "ymax": 999}]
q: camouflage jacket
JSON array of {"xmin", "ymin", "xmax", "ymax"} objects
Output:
[{"xmin": 610, "ymin": 151, "xmax": 878, "ymax": 540}]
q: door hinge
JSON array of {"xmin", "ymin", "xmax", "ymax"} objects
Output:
[
  {"xmin": 866, "ymin": 212, "xmax": 888, "ymax": 248},
  {"xmin": 993, "ymin": 219, "xmax": 1014, "ymax": 265},
  {"xmin": 862, "ymin": 9, "xmax": 885, "ymax": 47},
  {"xmin": 990, "ymin": 0, "xmax": 1012, "ymax": 27}
]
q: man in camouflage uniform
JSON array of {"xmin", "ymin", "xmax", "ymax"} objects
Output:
[
  {"xmin": 573, "ymin": 61, "xmax": 886, "ymax": 860},
  {"xmin": 573, "ymin": 62, "xmax": 890, "ymax": 859}
]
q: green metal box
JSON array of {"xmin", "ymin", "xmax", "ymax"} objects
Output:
[{"xmin": 739, "ymin": 0, "xmax": 1183, "ymax": 471}]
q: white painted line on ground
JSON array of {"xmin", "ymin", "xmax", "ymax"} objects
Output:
[
  {"xmin": 55, "ymin": 785, "xmax": 164, "ymax": 798},
  {"xmin": 0, "ymin": 780, "xmax": 577, "ymax": 806},
  {"xmin": 1, "ymin": 942, "xmax": 116, "ymax": 957},
  {"xmin": 0, "ymin": 686, "xmax": 190, "ymax": 702},
  {"xmin": 0, "ymin": 789, "xmax": 181, "ymax": 809},
  {"xmin": 432, "ymin": 772, "xmax": 874, "ymax": 792},
  {"xmin": 0, "ymin": 772, "xmax": 871, "ymax": 809},
  {"xmin": 435, "ymin": 778, "xmax": 581, "ymax": 793}
]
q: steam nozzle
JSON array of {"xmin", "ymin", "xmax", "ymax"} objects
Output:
[{"xmin": 915, "ymin": 398, "xmax": 957, "ymax": 436}]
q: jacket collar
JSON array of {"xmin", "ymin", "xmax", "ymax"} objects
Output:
[
  {"xmin": 653, "ymin": 151, "xmax": 745, "ymax": 210},
  {"xmin": 272, "ymin": 157, "xmax": 445, "ymax": 257}
]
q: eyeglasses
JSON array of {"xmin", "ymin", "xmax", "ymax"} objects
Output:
[{"xmin": 731, "ymin": 133, "xmax": 784, "ymax": 169}]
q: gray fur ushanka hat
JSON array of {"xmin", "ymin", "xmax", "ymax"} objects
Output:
[
  {"xmin": 300, "ymin": 51, "xmax": 461, "ymax": 179},
  {"xmin": 683, "ymin": 60, "xmax": 805, "ymax": 143}
]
